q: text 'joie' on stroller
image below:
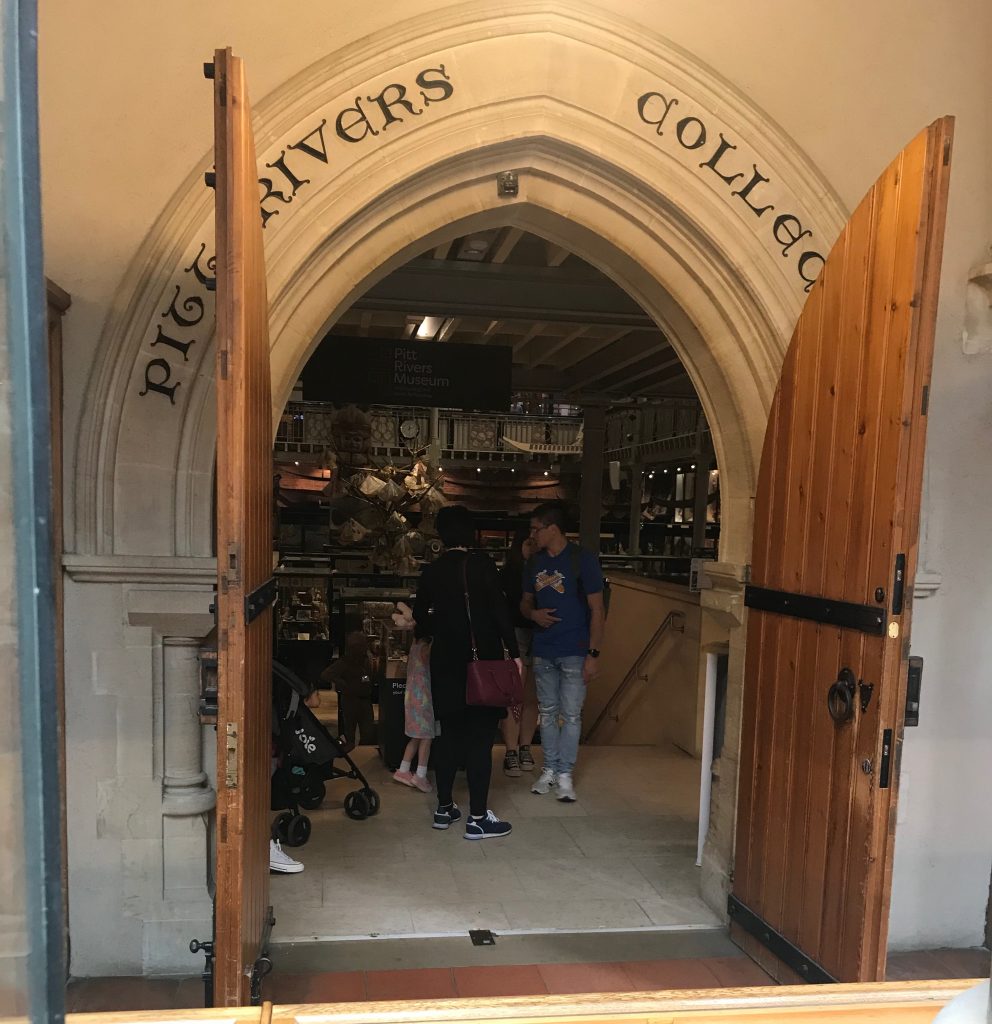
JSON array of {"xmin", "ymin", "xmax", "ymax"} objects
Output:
[{"xmin": 270, "ymin": 661, "xmax": 380, "ymax": 847}]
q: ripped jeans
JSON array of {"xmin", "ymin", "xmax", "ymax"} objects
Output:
[{"xmin": 533, "ymin": 655, "xmax": 586, "ymax": 775}]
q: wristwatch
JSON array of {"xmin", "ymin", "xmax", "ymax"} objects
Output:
[{"xmin": 587, "ymin": 648, "xmax": 601, "ymax": 658}]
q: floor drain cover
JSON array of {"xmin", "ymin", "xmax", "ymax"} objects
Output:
[{"xmin": 469, "ymin": 929, "xmax": 496, "ymax": 946}]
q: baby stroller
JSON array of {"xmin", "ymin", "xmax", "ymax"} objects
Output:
[{"xmin": 270, "ymin": 660, "xmax": 380, "ymax": 847}]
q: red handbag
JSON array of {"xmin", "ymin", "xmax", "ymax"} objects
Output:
[{"xmin": 462, "ymin": 559, "xmax": 523, "ymax": 708}]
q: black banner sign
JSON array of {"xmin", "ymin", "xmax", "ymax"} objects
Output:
[{"xmin": 302, "ymin": 336, "xmax": 512, "ymax": 411}]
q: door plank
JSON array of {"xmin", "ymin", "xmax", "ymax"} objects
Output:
[
  {"xmin": 733, "ymin": 118, "xmax": 953, "ymax": 982},
  {"xmin": 213, "ymin": 47, "xmax": 274, "ymax": 1007}
]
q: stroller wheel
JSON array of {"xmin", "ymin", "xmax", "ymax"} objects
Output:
[
  {"xmin": 344, "ymin": 789, "xmax": 370, "ymax": 820},
  {"xmin": 284, "ymin": 814, "xmax": 311, "ymax": 847},
  {"xmin": 363, "ymin": 788, "xmax": 381, "ymax": 816},
  {"xmin": 299, "ymin": 779, "xmax": 326, "ymax": 811},
  {"xmin": 271, "ymin": 810, "xmax": 294, "ymax": 842}
]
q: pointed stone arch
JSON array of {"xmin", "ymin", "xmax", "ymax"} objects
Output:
[{"xmin": 71, "ymin": 0, "xmax": 845, "ymax": 564}]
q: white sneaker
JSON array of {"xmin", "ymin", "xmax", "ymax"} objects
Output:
[
  {"xmin": 269, "ymin": 839, "xmax": 304, "ymax": 874},
  {"xmin": 531, "ymin": 768, "xmax": 558, "ymax": 795},
  {"xmin": 556, "ymin": 773, "xmax": 577, "ymax": 802}
]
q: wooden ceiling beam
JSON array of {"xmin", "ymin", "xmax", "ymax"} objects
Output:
[
  {"xmin": 546, "ymin": 243, "xmax": 570, "ymax": 267},
  {"xmin": 511, "ymin": 322, "xmax": 548, "ymax": 354},
  {"xmin": 555, "ymin": 327, "xmax": 633, "ymax": 370},
  {"xmin": 490, "ymin": 227, "xmax": 524, "ymax": 264},
  {"xmin": 597, "ymin": 353, "xmax": 685, "ymax": 391},
  {"xmin": 524, "ymin": 325, "xmax": 589, "ymax": 368},
  {"xmin": 567, "ymin": 335, "xmax": 672, "ymax": 391},
  {"xmin": 479, "ymin": 319, "xmax": 502, "ymax": 344}
]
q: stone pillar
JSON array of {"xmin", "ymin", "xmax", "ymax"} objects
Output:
[
  {"xmin": 162, "ymin": 637, "xmax": 215, "ymax": 816},
  {"xmin": 579, "ymin": 404, "xmax": 607, "ymax": 551},
  {"xmin": 628, "ymin": 465, "xmax": 643, "ymax": 556},
  {"xmin": 161, "ymin": 637, "xmax": 215, "ymax": 905}
]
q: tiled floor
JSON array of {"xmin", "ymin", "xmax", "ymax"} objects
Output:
[
  {"xmin": 60, "ymin": 738, "xmax": 992, "ymax": 1013},
  {"xmin": 270, "ymin": 743, "xmax": 713, "ymax": 941}
]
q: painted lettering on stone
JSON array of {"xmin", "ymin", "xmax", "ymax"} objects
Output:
[
  {"xmin": 636, "ymin": 90, "xmax": 825, "ymax": 291},
  {"xmin": 139, "ymin": 64, "xmax": 455, "ymax": 402}
]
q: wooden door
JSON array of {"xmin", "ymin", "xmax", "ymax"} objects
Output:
[
  {"xmin": 732, "ymin": 118, "xmax": 953, "ymax": 984},
  {"xmin": 212, "ymin": 47, "xmax": 275, "ymax": 1007}
]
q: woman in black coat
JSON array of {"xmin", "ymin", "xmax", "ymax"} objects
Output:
[{"xmin": 413, "ymin": 506, "xmax": 522, "ymax": 839}]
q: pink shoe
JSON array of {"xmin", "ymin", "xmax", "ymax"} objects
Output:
[
  {"xmin": 392, "ymin": 770, "xmax": 416, "ymax": 787},
  {"xmin": 410, "ymin": 773, "xmax": 433, "ymax": 793}
]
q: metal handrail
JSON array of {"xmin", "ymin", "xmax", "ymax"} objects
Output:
[{"xmin": 583, "ymin": 609, "xmax": 686, "ymax": 742}]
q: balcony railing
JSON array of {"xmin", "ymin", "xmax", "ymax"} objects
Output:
[{"xmin": 275, "ymin": 402, "xmax": 584, "ymax": 463}]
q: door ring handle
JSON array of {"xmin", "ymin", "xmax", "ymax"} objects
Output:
[{"xmin": 827, "ymin": 668, "xmax": 857, "ymax": 724}]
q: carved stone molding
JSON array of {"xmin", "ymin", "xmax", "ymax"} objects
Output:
[
  {"xmin": 963, "ymin": 261, "xmax": 992, "ymax": 354},
  {"xmin": 699, "ymin": 561, "xmax": 748, "ymax": 628},
  {"xmin": 63, "ymin": 554, "xmax": 216, "ymax": 585},
  {"xmin": 73, "ymin": 0, "xmax": 847, "ymax": 568}
]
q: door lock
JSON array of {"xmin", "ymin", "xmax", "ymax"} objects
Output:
[
  {"xmin": 905, "ymin": 656, "xmax": 924, "ymax": 727},
  {"xmin": 827, "ymin": 668, "xmax": 857, "ymax": 724}
]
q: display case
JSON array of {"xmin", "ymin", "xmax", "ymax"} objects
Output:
[{"xmin": 277, "ymin": 577, "xmax": 330, "ymax": 641}]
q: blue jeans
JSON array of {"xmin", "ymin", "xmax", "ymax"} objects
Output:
[{"xmin": 533, "ymin": 655, "xmax": 586, "ymax": 774}]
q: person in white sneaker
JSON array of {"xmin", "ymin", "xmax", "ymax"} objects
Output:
[
  {"xmin": 269, "ymin": 839, "xmax": 304, "ymax": 873},
  {"xmin": 521, "ymin": 503, "xmax": 605, "ymax": 803}
]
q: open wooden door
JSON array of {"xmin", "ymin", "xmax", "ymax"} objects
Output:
[
  {"xmin": 732, "ymin": 118, "xmax": 953, "ymax": 984},
  {"xmin": 211, "ymin": 48, "xmax": 275, "ymax": 1007}
]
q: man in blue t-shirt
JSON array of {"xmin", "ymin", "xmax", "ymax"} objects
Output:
[{"xmin": 520, "ymin": 502, "xmax": 605, "ymax": 803}]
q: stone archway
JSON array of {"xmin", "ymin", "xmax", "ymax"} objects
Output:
[
  {"xmin": 71, "ymin": 0, "xmax": 845, "ymax": 564},
  {"xmin": 66, "ymin": 0, "xmax": 849, "ymax": 938}
]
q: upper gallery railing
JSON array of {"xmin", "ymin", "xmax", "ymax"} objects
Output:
[{"xmin": 276, "ymin": 399, "xmax": 708, "ymax": 464}]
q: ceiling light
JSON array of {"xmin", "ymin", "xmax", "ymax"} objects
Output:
[
  {"xmin": 463, "ymin": 237, "xmax": 489, "ymax": 256},
  {"xmin": 294, "ymin": 461, "xmax": 300, "ymax": 466},
  {"xmin": 690, "ymin": 463, "xmax": 696, "ymax": 470},
  {"xmin": 544, "ymin": 470, "xmax": 549, "ymax": 477},
  {"xmin": 663, "ymin": 468, "xmax": 669, "ymax": 474},
  {"xmin": 476, "ymin": 467, "xmax": 481, "ymax": 473},
  {"xmin": 416, "ymin": 315, "xmax": 444, "ymax": 340}
]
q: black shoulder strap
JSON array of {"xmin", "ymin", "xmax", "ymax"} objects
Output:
[{"xmin": 569, "ymin": 542, "xmax": 583, "ymax": 587}]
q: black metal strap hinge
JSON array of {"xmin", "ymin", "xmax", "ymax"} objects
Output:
[
  {"xmin": 744, "ymin": 585, "xmax": 885, "ymax": 636},
  {"xmin": 728, "ymin": 895, "xmax": 836, "ymax": 983},
  {"xmin": 245, "ymin": 577, "xmax": 277, "ymax": 624}
]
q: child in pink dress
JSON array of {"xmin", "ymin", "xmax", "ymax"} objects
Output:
[{"xmin": 392, "ymin": 610, "xmax": 435, "ymax": 792}]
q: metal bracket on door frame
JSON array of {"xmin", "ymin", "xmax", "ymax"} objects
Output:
[
  {"xmin": 248, "ymin": 908, "xmax": 276, "ymax": 1005},
  {"xmin": 244, "ymin": 576, "xmax": 277, "ymax": 624},
  {"xmin": 727, "ymin": 895, "xmax": 837, "ymax": 984},
  {"xmin": 744, "ymin": 585, "xmax": 885, "ymax": 636}
]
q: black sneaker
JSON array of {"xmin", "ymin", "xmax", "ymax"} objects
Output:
[
  {"xmin": 503, "ymin": 750, "xmax": 521, "ymax": 777},
  {"xmin": 519, "ymin": 745, "xmax": 535, "ymax": 772},
  {"xmin": 464, "ymin": 810, "xmax": 512, "ymax": 841},
  {"xmin": 432, "ymin": 803, "xmax": 462, "ymax": 830}
]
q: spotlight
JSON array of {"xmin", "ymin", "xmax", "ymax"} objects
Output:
[
  {"xmin": 294, "ymin": 461, "xmax": 300, "ymax": 466},
  {"xmin": 544, "ymin": 470, "xmax": 549, "ymax": 477},
  {"xmin": 476, "ymin": 467, "xmax": 481, "ymax": 473},
  {"xmin": 690, "ymin": 463, "xmax": 696, "ymax": 470},
  {"xmin": 663, "ymin": 468, "xmax": 669, "ymax": 474}
]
